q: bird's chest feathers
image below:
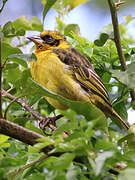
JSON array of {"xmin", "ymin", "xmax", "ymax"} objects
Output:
[{"xmin": 30, "ymin": 52, "xmax": 71, "ymax": 90}]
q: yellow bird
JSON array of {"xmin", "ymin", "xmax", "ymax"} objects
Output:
[{"xmin": 28, "ymin": 30, "xmax": 129, "ymax": 131}]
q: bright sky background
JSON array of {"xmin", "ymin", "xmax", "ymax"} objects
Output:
[{"xmin": 0, "ymin": 0, "xmax": 135, "ymax": 124}]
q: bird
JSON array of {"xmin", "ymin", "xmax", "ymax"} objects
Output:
[{"xmin": 28, "ymin": 30, "xmax": 129, "ymax": 131}]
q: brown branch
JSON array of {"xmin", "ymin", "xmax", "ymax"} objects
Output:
[
  {"xmin": 115, "ymin": 0, "xmax": 126, "ymax": 9},
  {"xmin": 2, "ymin": 89, "xmax": 41, "ymax": 119},
  {"xmin": 0, "ymin": 118, "xmax": 63, "ymax": 156},
  {"xmin": 108, "ymin": 0, "xmax": 127, "ymax": 71},
  {"xmin": 108, "ymin": 0, "xmax": 135, "ymax": 102},
  {"xmin": 0, "ymin": 0, "xmax": 7, "ymax": 13},
  {"xmin": 0, "ymin": 118, "xmax": 44, "ymax": 146}
]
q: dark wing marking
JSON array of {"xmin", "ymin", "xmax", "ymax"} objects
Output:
[{"xmin": 52, "ymin": 47, "xmax": 111, "ymax": 106}]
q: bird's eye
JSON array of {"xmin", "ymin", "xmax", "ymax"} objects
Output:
[
  {"xmin": 41, "ymin": 35, "xmax": 60, "ymax": 46},
  {"xmin": 41, "ymin": 35, "xmax": 54, "ymax": 43}
]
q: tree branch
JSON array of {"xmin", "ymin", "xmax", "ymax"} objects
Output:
[
  {"xmin": 108, "ymin": 0, "xmax": 126, "ymax": 71},
  {"xmin": 0, "ymin": 0, "xmax": 7, "ymax": 13},
  {"xmin": 0, "ymin": 118, "xmax": 44, "ymax": 146},
  {"xmin": 107, "ymin": 0, "xmax": 135, "ymax": 101},
  {"xmin": 115, "ymin": 0, "xmax": 126, "ymax": 9}
]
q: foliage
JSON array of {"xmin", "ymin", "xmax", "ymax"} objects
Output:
[{"xmin": 0, "ymin": 0, "xmax": 135, "ymax": 179}]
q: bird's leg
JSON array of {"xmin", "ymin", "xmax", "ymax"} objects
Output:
[{"xmin": 39, "ymin": 114, "xmax": 63, "ymax": 133}]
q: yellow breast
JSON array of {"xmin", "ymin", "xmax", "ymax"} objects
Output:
[{"xmin": 30, "ymin": 50, "xmax": 90, "ymax": 109}]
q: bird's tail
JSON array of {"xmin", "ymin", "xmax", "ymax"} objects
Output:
[{"xmin": 109, "ymin": 108, "xmax": 130, "ymax": 131}]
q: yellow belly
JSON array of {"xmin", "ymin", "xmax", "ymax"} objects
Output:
[{"xmin": 30, "ymin": 51, "xmax": 90, "ymax": 109}]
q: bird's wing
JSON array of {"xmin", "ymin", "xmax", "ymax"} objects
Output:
[{"xmin": 52, "ymin": 48, "xmax": 111, "ymax": 106}]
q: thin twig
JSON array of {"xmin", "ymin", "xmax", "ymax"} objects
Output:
[
  {"xmin": 4, "ymin": 95, "xmax": 23, "ymax": 119},
  {"xmin": 115, "ymin": 0, "xmax": 126, "ymax": 9},
  {"xmin": 6, "ymin": 87, "xmax": 15, "ymax": 93},
  {"xmin": 20, "ymin": 155, "xmax": 49, "ymax": 171},
  {"xmin": 2, "ymin": 89, "xmax": 44, "ymax": 120},
  {"xmin": 108, "ymin": 0, "xmax": 135, "ymax": 102},
  {"xmin": 8, "ymin": 154, "xmax": 49, "ymax": 176},
  {"xmin": 0, "ymin": 0, "xmax": 7, "ymax": 13},
  {"xmin": 2, "ymin": 58, "xmax": 9, "ymax": 68},
  {"xmin": 0, "ymin": 38, "xmax": 2, "ymax": 118}
]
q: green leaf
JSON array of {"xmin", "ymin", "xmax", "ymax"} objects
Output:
[
  {"xmin": 25, "ymin": 122, "xmax": 44, "ymax": 136},
  {"xmin": 8, "ymin": 53, "xmax": 37, "ymax": 63},
  {"xmin": 56, "ymin": 17, "xmax": 66, "ymax": 33},
  {"xmin": 131, "ymin": 100, "xmax": 135, "ymax": 110},
  {"xmin": 66, "ymin": 164, "xmax": 80, "ymax": 180},
  {"xmin": 9, "ymin": 57, "xmax": 27, "ymax": 68},
  {"xmin": 53, "ymin": 153, "xmax": 75, "ymax": 170},
  {"xmin": 118, "ymin": 133, "xmax": 133, "ymax": 146},
  {"xmin": 25, "ymin": 173, "xmax": 45, "ymax": 180},
  {"xmin": 68, "ymin": 31, "xmax": 93, "ymax": 57},
  {"xmin": 118, "ymin": 168, "xmax": 135, "ymax": 180},
  {"xmin": 64, "ymin": 24, "xmax": 80, "ymax": 37},
  {"xmin": 124, "ymin": 124, "xmax": 135, "ymax": 148},
  {"xmin": 95, "ymin": 140, "xmax": 116, "ymax": 151},
  {"xmin": 7, "ymin": 66, "xmax": 22, "ymax": 84},
  {"xmin": 110, "ymin": 61, "xmax": 135, "ymax": 89},
  {"xmin": 14, "ymin": 117, "xmax": 28, "ymax": 127},
  {"xmin": 113, "ymin": 101, "xmax": 128, "ymax": 121},
  {"xmin": 1, "ymin": 42, "xmax": 22, "ymax": 60},
  {"xmin": 95, "ymin": 151, "xmax": 114, "ymax": 176},
  {"xmin": 12, "ymin": 16, "xmax": 43, "ymax": 33},
  {"xmin": 53, "ymin": 109, "xmax": 79, "ymax": 136},
  {"xmin": 4, "ymin": 63, "xmax": 18, "ymax": 70},
  {"xmin": 26, "ymin": 153, "xmax": 42, "ymax": 164},
  {"xmin": 65, "ymin": 0, "xmax": 91, "ymax": 10},
  {"xmin": 2, "ymin": 21, "xmax": 15, "ymax": 37},
  {"xmin": 100, "ymin": 33, "xmax": 109, "ymax": 42},
  {"xmin": 43, "ymin": 0, "xmax": 57, "ymax": 21},
  {"xmin": 29, "ymin": 137, "xmax": 54, "ymax": 153},
  {"xmin": 16, "ymin": 29, "xmax": 25, "ymax": 36},
  {"xmin": 30, "ymin": 16, "xmax": 43, "ymax": 32},
  {"xmin": 94, "ymin": 33, "xmax": 109, "ymax": 47},
  {"xmin": 94, "ymin": 39, "xmax": 103, "ymax": 47},
  {"xmin": 20, "ymin": 69, "xmax": 31, "ymax": 88},
  {"xmin": 124, "ymin": 15, "xmax": 135, "ymax": 25},
  {"xmin": 13, "ymin": 16, "xmax": 32, "ymax": 31},
  {"xmin": 0, "ymin": 135, "xmax": 9, "ymax": 144}
]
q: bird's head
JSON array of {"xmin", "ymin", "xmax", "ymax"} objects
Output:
[{"xmin": 27, "ymin": 30, "xmax": 70, "ymax": 52}]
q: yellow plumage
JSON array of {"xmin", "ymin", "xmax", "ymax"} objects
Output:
[
  {"xmin": 28, "ymin": 30, "xmax": 129, "ymax": 131},
  {"xmin": 30, "ymin": 50, "xmax": 90, "ymax": 109}
]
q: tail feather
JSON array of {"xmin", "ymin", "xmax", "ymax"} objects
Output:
[{"xmin": 110, "ymin": 108, "xmax": 129, "ymax": 131}]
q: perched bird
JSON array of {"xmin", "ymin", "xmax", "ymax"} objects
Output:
[{"xmin": 28, "ymin": 30, "xmax": 129, "ymax": 131}]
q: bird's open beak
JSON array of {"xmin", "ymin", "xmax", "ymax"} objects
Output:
[{"xmin": 27, "ymin": 35, "xmax": 43, "ymax": 44}]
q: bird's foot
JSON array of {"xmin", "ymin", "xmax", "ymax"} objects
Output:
[{"xmin": 39, "ymin": 114, "xmax": 63, "ymax": 135}]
